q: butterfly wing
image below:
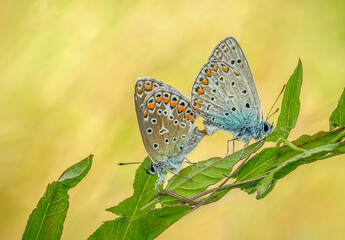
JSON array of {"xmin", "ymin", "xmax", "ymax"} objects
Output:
[
  {"xmin": 134, "ymin": 77, "xmax": 166, "ymax": 116},
  {"xmin": 207, "ymin": 36, "xmax": 262, "ymax": 121},
  {"xmin": 191, "ymin": 60, "xmax": 261, "ymax": 134},
  {"xmin": 135, "ymin": 79, "xmax": 198, "ymax": 164}
]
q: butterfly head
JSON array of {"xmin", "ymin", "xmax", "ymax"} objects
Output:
[{"xmin": 146, "ymin": 163, "xmax": 158, "ymax": 175}]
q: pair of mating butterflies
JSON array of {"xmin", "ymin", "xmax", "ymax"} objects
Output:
[{"xmin": 133, "ymin": 36, "xmax": 273, "ymax": 190}]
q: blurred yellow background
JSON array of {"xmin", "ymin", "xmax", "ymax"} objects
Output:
[{"xmin": 1, "ymin": 0, "xmax": 344, "ymax": 239}]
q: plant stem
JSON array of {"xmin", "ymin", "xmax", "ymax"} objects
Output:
[{"xmin": 278, "ymin": 138, "xmax": 305, "ymax": 152}]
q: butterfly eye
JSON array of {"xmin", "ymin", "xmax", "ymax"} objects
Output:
[
  {"xmin": 264, "ymin": 123, "xmax": 269, "ymax": 132},
  {"xmin": 149, "ymin": 164, "xmax": 156, "ymax": 172}
]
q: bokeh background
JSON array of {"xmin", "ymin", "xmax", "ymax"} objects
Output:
[{"xmin": 1, "ymin": 0, "xmax": 345, "ymax": 239}]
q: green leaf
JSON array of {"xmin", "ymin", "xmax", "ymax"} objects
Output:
[
  {"xmin": 159, "ymin": 142, "xmax": 262, "ymax": 206},
  {"xmin": 256, "ymin": 143, "xmax": 338, "ymax": 199},
  {"xmin": 208, "ymin": 128, "xmax": 345, "ymax": 203},
  {"xmin": 22, "ymin": 155, "xmax": 93, "ymax": 240},
  {"xmin": 235, "ymin": 129, "xmax": 342, "ymax": 183},
  {"xmin": 90, "ymin": 157, "xmax": 191, "ymax": 240},
  {"xmin": 107, "ymin": 157, "xmax": 156, "ymax": 216},
  {"xmin": 329, "ymin": 88, "xmax": 345, "ymax": 130},
  {"xmin": 89, "ymin": 206, "xmax": 190, "ymax": 240},
  {"xmin": 267, "ymin": 59, "xmax": 303, "ymax": 142}
]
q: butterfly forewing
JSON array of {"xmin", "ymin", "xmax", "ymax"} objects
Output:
[
  {"xmin": 134, "ymin": 77, "xmax": 165, "ymax": 115},
  {"xmin": 191, "ymin": 61, "xmax": 259, "ymax": 131},
  {"xmin": 135, "ymin": 79, "xmax": 197, "ymax": 164},
  {"xmin": 207, "ymin": 36, "xmax": 262, "ymax": 120}
]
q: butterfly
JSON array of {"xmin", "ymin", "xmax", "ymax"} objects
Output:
[
  {"xmin": 133, "ymin": 77, "xmax": 205, "ymax": 191},
  {"xmin": 191, "ymin": 36, "xmax": 273, "ymax": 155}
]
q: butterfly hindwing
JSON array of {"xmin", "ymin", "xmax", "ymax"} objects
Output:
[
  {"xmin": 135, "ymin": 79, "xmax": 197, "ymax": 164},
  {"xmin": 207, "ymin": 36, "xmax": 262, "ymax": 121},
  {"xmin": 191, "ymin": 61, "xmax": 259, "ymax": 131}
]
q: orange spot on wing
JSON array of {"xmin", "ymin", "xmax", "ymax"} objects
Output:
[
  {"xmin": 178, "ymin": 106, "xmax": 185, "ymax": 113},
  {"xmin": 204, "ymin": 69, "xmax": 211, "ymax": 77},
  {"xmin": 188, "ymin": 115, "xmax": 193, "ymax": 120},
  {"xmin": 148, "ymin": 103, "xmax": 154, "ymax": 110},
  {"xmin": 184, "ymin": 113, "xmax": 189, "ymax": 118},
  {"xmin": 197, "ymin": 87, "xmax": 204, "ymax": 95},
  {"xmin": 143, "ymin": 110, "xmax": 148, "ymax": 117},
  {"xmin": 171, "ymin": 101, "xmax": 177, "ymax": 108},
  {"xmin": 163, "ymin": 98, "xmax": 170, "ymax": 104},
  {"xmin": 233, "ymin": 71, "xmax": 239, "ymax": 76},
  {"xmin": 137, "ymin": 88, "xmax": 143, "ymax": 94},
  {"xmin": 191, "ymin": 119, "xmax": 195, "ymax": 123},
  {"xmin": 200, "ymin": 78, "xmax": 208, "ymax": 85},
  {"xmin": 195, "ymin": 103, "xmax": 201, "ymax": 108},
  {"xmin": 145, "ymin": 86, "xmax": 152, "ymax": 91},
  {"xmin": 222, "ymin": 67, "xmax": 229, "ymax": 73},
  {"xmin": 156, "ymin": 97, "xmax": 162, "ymax": 103},
  {"xmin": 212, "ymin": 66, "xmax": 218, "ymax": 71}
]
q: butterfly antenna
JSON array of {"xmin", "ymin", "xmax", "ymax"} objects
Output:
[
  {"xmin": 265, "ymin": 84, "xmax": 285, "ymax": 121},
  {"xmin": 118, "ymin": 162, "xmax": 150, "ymax": 165},
  {"xmin": 267, "ymin": 108, "xmax": 280, "ymax": 120}
]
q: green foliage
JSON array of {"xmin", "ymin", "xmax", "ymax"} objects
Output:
[
  {"xmin": 88, "ymin": 60, "xmax": 345, "ymax": 239},
  {"xmin": 22, "ymin": 60, "xmax": 345, "ymax": 240},
  {"xmin": 22, "ymin": 155, "xmax": 93, "ymax": 240},
  {"xmin": 89, "ymin": 157, "xmax": 190, "ymax": 240},
  {"xmin": 266, "ymin": 59, "xmax": 303, "ymax": 142},
  {"xmin": 160, "ymin": 142, "xmax": 262, "ymax": 206},
  {"xmin": 330, "ymin": 88, "xmax": 345, "ymax": 130}
]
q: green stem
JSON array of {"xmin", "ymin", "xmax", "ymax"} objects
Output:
[
  {"xmin": 330, "ymin": 129, "xmax": 345, "ymax": 143},
  {"xmin": 278, "ymin": 138, "xmax": 305, "ymax": 152}
]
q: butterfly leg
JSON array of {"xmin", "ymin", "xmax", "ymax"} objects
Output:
[
  {"xmin": 171, "ymin": 171, "xmax": 193, "ymax": 181},
  {"xmin": 155, "ymin": 171, "xmax": 167, "ymax": 192},
  {"xmin": 184, "ymin": 157, "xmax": 204, "ymax": 168},
  {"xmin": 225, "ymin": 138, "xmax": 237, "ymax": 158},
  {"xmin": 239, "ymin": 142, "xmax": 249, "ymax": 159}
]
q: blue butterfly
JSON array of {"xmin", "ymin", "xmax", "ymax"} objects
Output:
[
  {"xmin": 131, "ymin": 77, "xmax": 205, "ymax": 191},
  {"xmin": 191, "ymin": 37, "xmax": 273, "ymax": 155}
]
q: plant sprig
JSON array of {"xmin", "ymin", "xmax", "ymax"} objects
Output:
[{"xmin": 22, "ymin": 60, "xmax": 345, "ymax": 240}]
